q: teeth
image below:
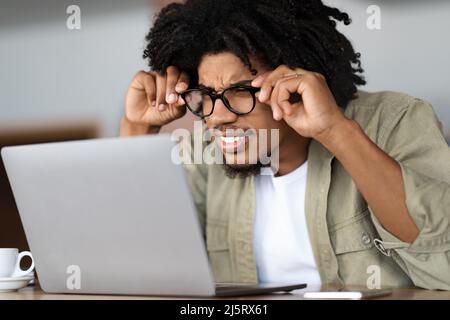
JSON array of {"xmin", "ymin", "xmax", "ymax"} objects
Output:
[{"xmin": 221, "ymin": 136, "xmax": 243, "ymax": 144}]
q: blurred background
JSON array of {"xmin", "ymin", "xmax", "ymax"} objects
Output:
[{"xmin": 1, "ymin": 0, "xmax": 449, "ymax": 251}]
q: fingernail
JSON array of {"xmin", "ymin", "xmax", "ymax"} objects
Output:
[
  {"xmin": 175, "ymin": 83, "xmax": 187, "ymax": 92},
  {"xmin": 158, "ymin": 104, "xmax": 167, "ymax": 111},
  {"xmin": 167, "ymin": 93, "xmax": 177, "ymax": 104},
  {"xmin": 151, "ymin": 101, "xmax": 156, "ymax": 107}
]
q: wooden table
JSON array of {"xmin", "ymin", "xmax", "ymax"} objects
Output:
[{"xmin": 1, "ymin": 285, "xmax": 449, "ymax": 300}]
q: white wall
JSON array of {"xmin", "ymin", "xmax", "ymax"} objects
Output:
[{"xmin": 0, "ymin": 0, "xmax": 152, "ymax": 137}]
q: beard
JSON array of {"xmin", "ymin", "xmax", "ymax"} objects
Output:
[
  {"xmin": 222, "ymin": 162, "xmax": 267, "ymax": 179},
  {"xmin": 222, "ymin": 163, "xmax": 262, "ymax": 179},
  {"xmin": 220, "ymin": 146, "xmax": 274, "ymax": 179}
]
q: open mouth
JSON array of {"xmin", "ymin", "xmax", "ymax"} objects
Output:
[
  {"xmin": 214, "ymin": 129, "xmax": 254, "ymax": 154},
  {"xmin": 219, "ymin": 135, "xmax": 248, "ymax": 153}
]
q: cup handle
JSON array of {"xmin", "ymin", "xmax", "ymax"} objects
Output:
[{"xmin": 12, "ymin": 251, "xmax": 35, "ymax": 278}]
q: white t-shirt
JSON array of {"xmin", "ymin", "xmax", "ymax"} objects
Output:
[{"xmin": 253, "ymin": 161, "xmax": 322, "ymax": 285}]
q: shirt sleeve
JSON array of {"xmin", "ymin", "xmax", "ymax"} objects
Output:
[{"xmin": 370, "ymin": 97, "xmax": 450, "ymax": 290}]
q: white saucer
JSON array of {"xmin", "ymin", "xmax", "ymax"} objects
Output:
[{"xmin": 0, "ymin": 276, "xmax": 34, "ymax": 293}]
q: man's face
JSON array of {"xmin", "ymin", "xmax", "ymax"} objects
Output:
[{"xmin": 197, "ymin": 52, "xmax": 291, "ymax": 177}]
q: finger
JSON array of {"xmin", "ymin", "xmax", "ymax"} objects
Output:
[
  {"xmin": 130, "ymin": 71, "xmax": 147, "ymax": 89},
  {"xmin": 276, "ymin": 77, "xmax": 304, "ymax": 116},
  {"xmin": 270, "ymin": 80, "xmax": 285, "ymax": 121},
  {"xmin": 292, "ymin": 67, "xmax": 309, "ymax": 75},
  {"xmin": 283, "ymin": 99, "xmax": 307, "ymax": 123},
  {"xmin": 175, "ymin": 93, "xmax": 186, "ymax": 107},
  {"xmin": 165, "ymin": 66, "xmax": 180, "ymax": 104},
  {"xmin": 173, "ymin": 72, "xmax": 190, "ymax": 108},
  {"xmin": 256, "ymin": 66, "xmax": 293, "ymax": 102},
  {"xmin": 155, "ymin": 72, "xmax": 168, "ymax": 112},
  {"xmin": 251, "ymin": 71, "xmax": 270, "ymax": 88},
  {"xmin": 278, "ymin": 78, "xmax": 306, "ymax": 124},
  {"xmin": 175, "ymin": 72, "xmax": 190, "ymax": 93},
  {"xmin": 141, "ymin": 72, "xmax": 157, "ymax": 107},
  {"xmin": 129, "ymin": 71, "xmax": 156, "ymax": 109},
  {"xmin": 258, "ymin": 78, "xmax": 275, "ymax": 103}
]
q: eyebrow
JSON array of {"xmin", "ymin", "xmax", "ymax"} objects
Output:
[{"xmin": 197, "ymin": 79, "xmax": 253, "ymax": 92}]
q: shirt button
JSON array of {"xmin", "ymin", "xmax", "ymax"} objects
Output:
[{"xmin": 361, "ymin": 232, "xmax": 371, "ymax": 245}]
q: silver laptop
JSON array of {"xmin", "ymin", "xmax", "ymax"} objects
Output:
[{"xmin": 1, "ymin": 135, "xmax": 306, "ymax": 297}]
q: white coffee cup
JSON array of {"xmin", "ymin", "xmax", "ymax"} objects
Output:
[{"xmin": 0, "ymin": 248, "xmax": 35, "ymax": 278}]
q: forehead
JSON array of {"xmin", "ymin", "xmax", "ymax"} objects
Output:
[{"xmin": 198, "ymin": 52, "xmax": 266, "ymax": 89}]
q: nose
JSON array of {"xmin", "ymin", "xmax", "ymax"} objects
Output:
[{"xmin": 206, "ymin": 98, "xmax": 238, "ymax": 128}]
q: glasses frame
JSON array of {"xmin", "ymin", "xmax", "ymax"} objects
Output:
[{"xmin": 180, "ymin": 82, "xmax": 260, "ymax": 119}]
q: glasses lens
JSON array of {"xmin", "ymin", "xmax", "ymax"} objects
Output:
[
  {"xmin": 183, "ymin": 90, "xmax": 213, "ymax": 117},
  {"xmin": 223, "ymin": 87, "xmax": 255, "ymax": 114}
]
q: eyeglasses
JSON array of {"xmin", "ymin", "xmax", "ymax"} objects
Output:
[{"xmin": 180, "ymin": 81, "xmax": 260, "ymax": 119}]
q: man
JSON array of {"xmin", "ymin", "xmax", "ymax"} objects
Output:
[{"xmin": 120, "ymin": 0, "xmax": 450, "ymax": 289}]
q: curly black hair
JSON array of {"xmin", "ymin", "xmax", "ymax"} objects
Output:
[{"xmin": 144, "ymin": 0, "xmax": 365, "ymax": 108}]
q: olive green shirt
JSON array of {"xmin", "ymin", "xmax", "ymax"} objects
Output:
[{"xmin": 183, "ymin": 90, "xmax": 450, "ymax": 290}]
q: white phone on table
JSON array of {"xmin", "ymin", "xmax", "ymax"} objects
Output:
[{"xmin": 303, "ymin": 288, "xmax": 393, "ymax": 300}]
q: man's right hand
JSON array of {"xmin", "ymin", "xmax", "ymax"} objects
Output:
[{"xmin": 121, "ymin": 66, "xmax": 189, "ymax": 136}]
